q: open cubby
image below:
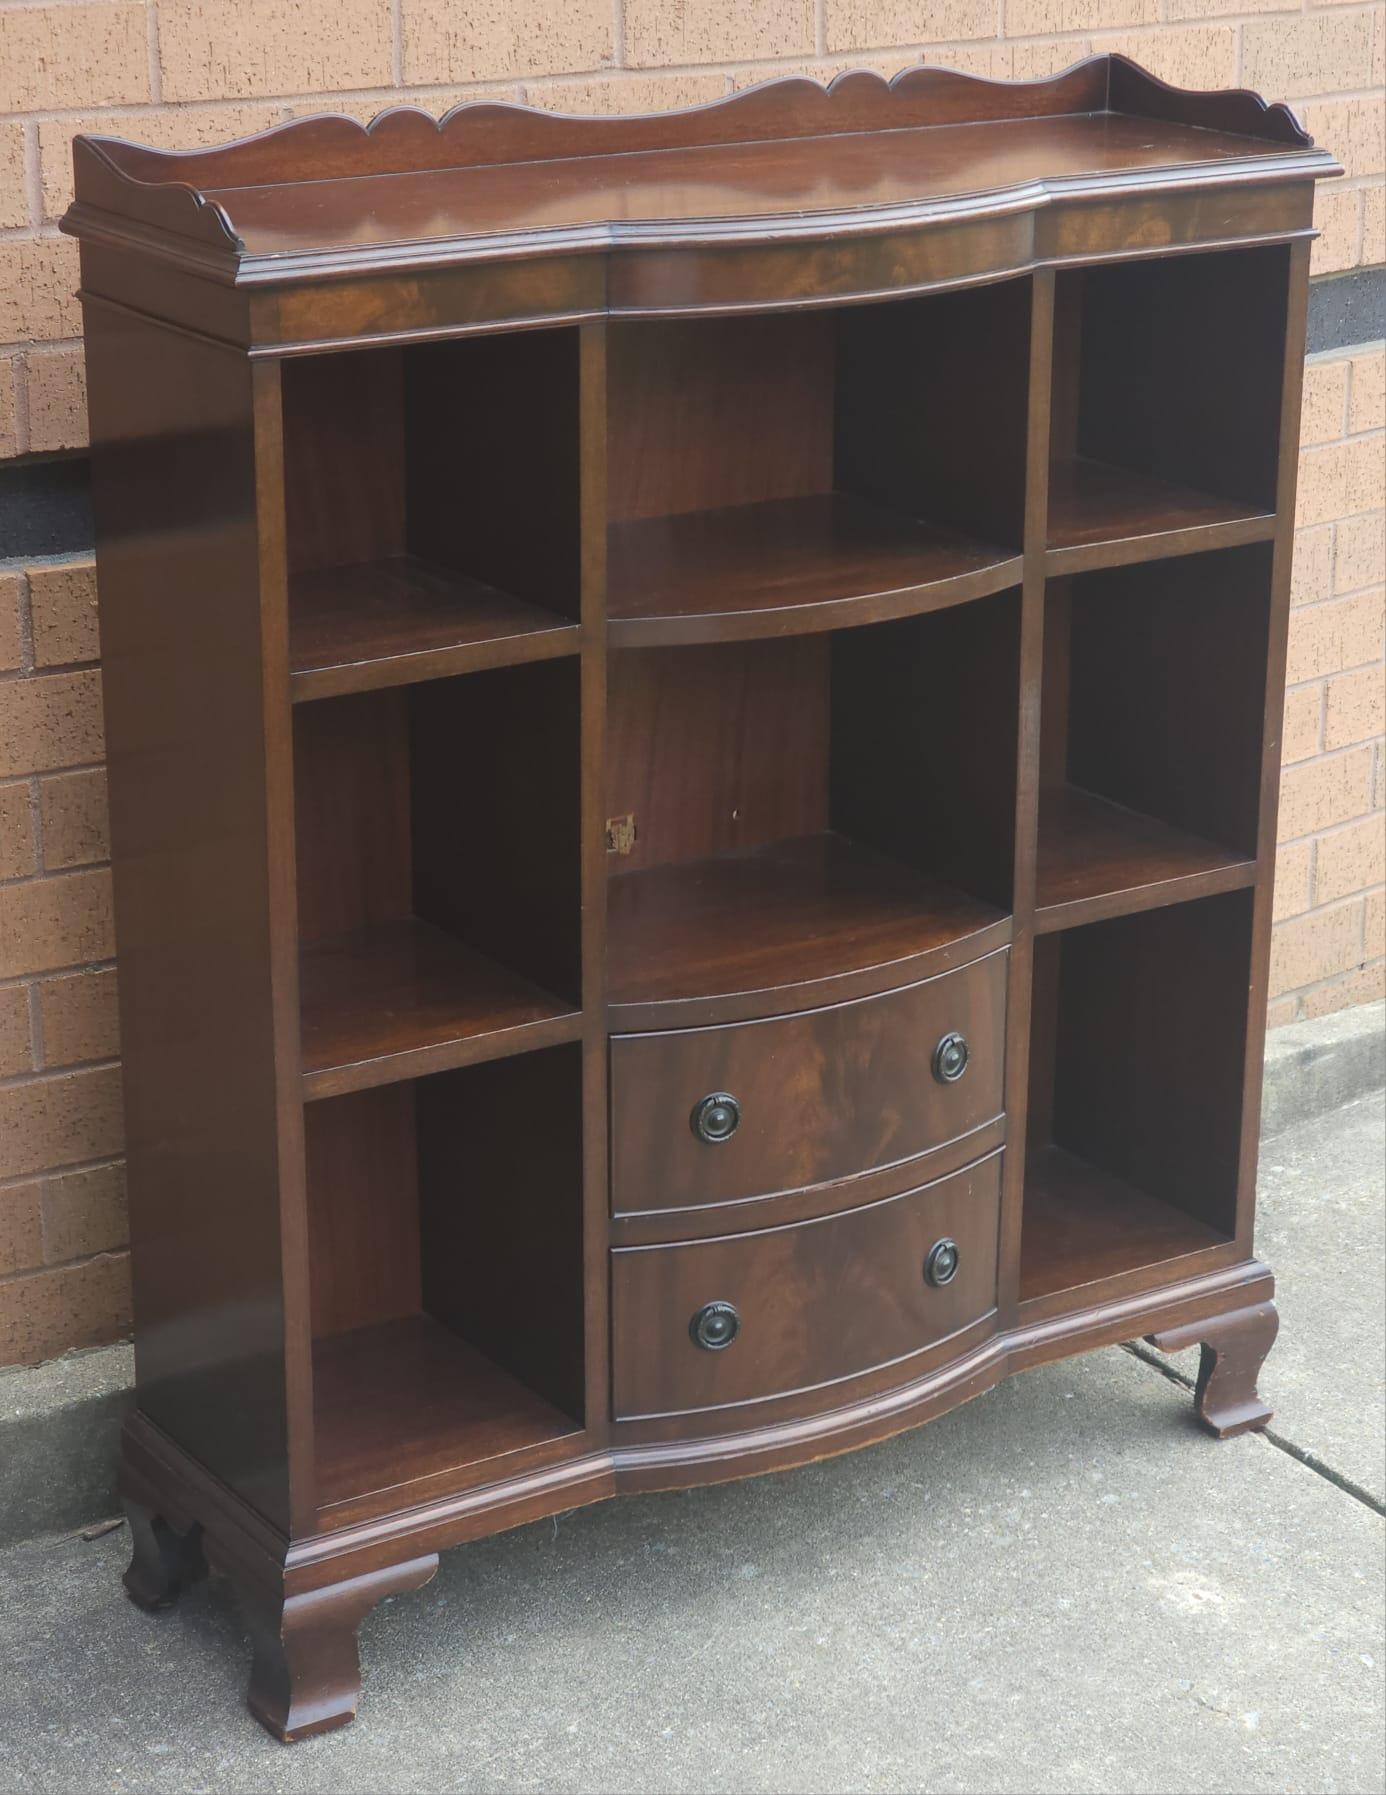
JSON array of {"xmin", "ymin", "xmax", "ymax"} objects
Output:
[
  {"xmin": 293, "ymin": 659, "xmax": 583, "ymax": 1096},
  {"xmin": 306, "ymin": 1047, "xmax": 586, "ymax": 1522},
  {"xmin": 606, "ymin": 592, "xmax": 1020, "ymax": 1023},
  {"xmin": 1047, "ymin": 245, "xmax": 1289, "ymax": 569},
  {"xmin": 1020, "ymin": 892, "xmax": 1252, "ymax": 1307},
  {"xmin": 1035, "ymin": 545, "xmax": 1269, "ymax": 931},
  {"xmin": 605, "ymin": 291, "xmax": 1029, "ymax": 645},
  {"xmin": 282, "ymin": 332, "xmax": 583, "ymax": 699}
]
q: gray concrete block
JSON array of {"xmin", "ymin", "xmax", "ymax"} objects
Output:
[
  {"xmin": 0, "ymin": 1344, "xmax": 132, "ymax": 1548},
  {"xmin": 1253, "ymin": 1091, "xmax": 1385, "ymax": 1504},
  {"xmin": 1261, "ymin": 1001, "xmax": 1385, "ymax": 1141}
]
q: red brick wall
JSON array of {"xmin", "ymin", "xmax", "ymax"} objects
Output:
[{"xmin": 0, "ymin": 3, "xmax": 1383, "ymax": 1364}]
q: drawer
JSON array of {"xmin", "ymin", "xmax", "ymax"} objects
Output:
[
  {"xmin": 610, "ymin": 948, "xmax": 1005, "ymax": 1215},
  {"xmin": 612, "ymin": 1152, "xmax": 1001, "ymax": 1418}
]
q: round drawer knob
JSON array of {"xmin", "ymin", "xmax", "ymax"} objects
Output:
[
  {"xmin": 690, "ymin": 1301, "xmax": 740, "ymax": 1351},
  {"xmin": 691, "ymin": 1092, "xmax": 741, "ymax": 1144},
  {"xmin": 924, "ymin": 1238, "xmax": 961, "ymax": 1288},
  {"xmin": 932, "ymin": 1031, "xmax": 969, "ymax": 1084}
]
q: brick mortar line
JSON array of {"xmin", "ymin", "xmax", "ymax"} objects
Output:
[
  {"xmin": 0, "ymin": 959, "xmax": 117, "ymax": 988},
  {"xmin": 1272, "ymin": 887, "xmax": 1382, "ymax": 922},
  {"xmin": 0, "ymin": 857, "xmax": 108, "ymax": 888},
  {"xmin": 0, "ymin": 1051, "xmax": 119, "ymax": 1091},
  {"xmin": 1289, "ymin": 592, "xmax": 1386, "ymax": 625},
  {"xmin": 1292, "ymin": 811, "xmax": 1386, "ymax": 847},
  {"xmin": 1, "ymin": 1039, "xmax": 119, "ymax": 1083},
  {"xmin": 1281, "ymin": 761, "xmax": 1384, "ymax": 786},
  {"xmin": 1123, "ymin": 1341, "xmax": 1386, "ymax": 1517},
  {"xmin": 0, "ymin": 762, "xmax": 107, "ymax": 787},
  {"xmin": 0, "ymin": 1151, "xmax": 125, "ymax": 1201},
  {"xmin": 0, "ymin": 1149, "xmax": 124, "ymax": 1194},
  {"xmin": 1277, "ymin": 886, "xmax": 1386, "ymax": 923},
  {"xmin": 0, "ymin": 655, "xmax": 102, "ymax": 679},
  {"xmin": 0, "ymin": 1245, "xmax": 128, "ymax": 1293}
]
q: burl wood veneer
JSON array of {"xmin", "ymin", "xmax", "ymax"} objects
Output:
[{"xmin": 63, "ymin": 56, "xmax": 1338, "ymax": 1741}]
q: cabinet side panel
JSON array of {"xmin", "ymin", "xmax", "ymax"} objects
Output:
[{"xmin": 83, "ymin": 303, "xmax": 294, "ymax": 1530}]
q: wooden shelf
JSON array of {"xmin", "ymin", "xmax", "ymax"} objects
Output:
[
  {"xmin": 1035, "ymin": 785, "xmax": 1256, "ymax": 933},
  {"xmin": 1019, "ymin": 1144, "xmax": 1229, "ymax": 1305},
  {"xmin": 300, "ymin": 918, "xmax": 582, "ymax": 1099},
  {"xmin": 289, "ymin": 555, "xmax": 579, "ymax": 701},
  {"xmin": 1046, "ymin": 457, "xmax": 1274, "ymax": 575},
  {"xmin": 313, "ymin": 1314, "xmax": 582, "ymax": 1521},
  {"xmin": 608, "ymin": 832, "xmax": 1009, "ymax": 1028},
  {"xmin": 607, "ymin": 494, "xmax": 1021, "ymax": 646}
]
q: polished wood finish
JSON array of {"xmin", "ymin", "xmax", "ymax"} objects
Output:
[
  {"xmin": 312, "ymin": 1317, "xmax": 582, "ymax": 1517},
  {"xmin": 1020, "ymin": 1146, "xmax": 1228, "ymax": 1304},
  {"xmin": 608, "ymin": 493, "xmax": 1019, "ymax": 645},
  {"xmin": 609, "ymin": 833, "xmax": 1009, "ymax": 1028},
  {"xmin": 69, "ymin": 59, "xmax": 1332, "ymax": 1741},
  {"xmin": 299, "ymin": 920, "xmax": 582, "ymax": 1098},
  {"xmin": 612, "ymin": 1154, "xmax": 1002, "ymax": 1418},
  {"xmin": 1035, "ymin": 785, "xmax": 1256, "ymax": 933},
  {"xmin": 611, "ymin": 951, "xmax": 1006, "ymax": 1217},
  {"xmin": 1045, "ymin": 457, "xmax": 1275, "ymax": 575},
  {"xmin": 289, "ymin": 557, "xmax": 579, "ymax": 701},
  {"xmin": 1146, "ymin": 1301, "xmax": 1279, "ymax": 1438}
]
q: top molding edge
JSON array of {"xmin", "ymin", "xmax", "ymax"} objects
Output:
[{"xmin": 62, "ymin": 55, "xmax": 1327, "ymax": 266}]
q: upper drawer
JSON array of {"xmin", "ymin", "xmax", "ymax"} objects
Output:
[{"xmin": 610, "ymin": 947, "xmax": 1005, "ymax": 1217}]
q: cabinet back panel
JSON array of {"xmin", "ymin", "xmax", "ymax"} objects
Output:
[
  {"xmin": 606, "ymin": 314, "xmax": 835, "ymax": 523},
  {"xmin": 293, "ymin": 688, "xmax": 412, "ymax": 944},
  {"xmin": 282, "ymin": 348, "xmax": 406, "ymax": 573},
  {"xmin": 406, "ymin": 328, "xmax": 582, "ymax": 616},
  {"xmin": 830, "ymin": 593, "xmax": 1021, "ymax": 908},
  {"xmin": 1049, "ymin": 893, "xmax": 1252, "ymax": 1234},
  {"xmin": 606, "ymin": 640, "xmax": 830, "ymax": 873},
  {"xmin": 418, "ymin": 1048, "xmax": 586, "ymax": 1420},
  {"xmin": 835, "ymin": 279, "xmax": 1030, "ymax": 547},
  {"xmin": 1067, "ymin": 245, "xmax": 1289, "ymax": 508},
  {"xmin": 412, "ymin": 660, "xmax": 583, "ymax": 1002},
  {"xmin": 305, "ymin": 1084, "xmax": 421, "ymax": 1337},
  {"xmin": 1066, "ymin": 547, "xmax": 1271, "ymax": 855}
]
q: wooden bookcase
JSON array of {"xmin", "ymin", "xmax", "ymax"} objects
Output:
[{"xmin": 63, "ymin": 57, "xmax": 1338, "ymax": 1740}]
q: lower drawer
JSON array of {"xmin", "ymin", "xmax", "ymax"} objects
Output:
[{"xmin": 611, "ymin": 1152, "xmax": 1000, "ymax": 1419}]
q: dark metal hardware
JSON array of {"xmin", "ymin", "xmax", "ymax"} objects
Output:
[
  {"xmin": 924, "ymin": 1238, "xmax": 961, "ymax": 1288},
  {"xmin": 690, "ymin": 1301, "xmax": 740, "ymax": 1350},
  {"xmin": 932, "ymin": 1031, "xmax": 969, "ymax": 1084},
  {"xmin": 691, "ymin": 1092, "xmax": 741, "ymax": 1144}
]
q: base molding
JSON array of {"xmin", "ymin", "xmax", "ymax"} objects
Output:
[{"xmin": 119, "ymin": 1258, "xmax": 1277, "ymax": 1741}]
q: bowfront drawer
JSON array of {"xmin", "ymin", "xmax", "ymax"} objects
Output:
[
  {"xmin": 612, "ymin": 1152, "xmax": 1000, "ymax": 1418},
  {"xmin": 610, "ymin": 949, "xmax": 1005, "ymax": 1216}
]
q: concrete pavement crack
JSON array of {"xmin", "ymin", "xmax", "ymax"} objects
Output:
[{"xmin": 1123, "ymin": 1341, "xmax": 1386, "ymax": 1519}]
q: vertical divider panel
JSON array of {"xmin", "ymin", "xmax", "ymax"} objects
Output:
[
  {"xmin": 997, "ymin": 270, "xmax": 1055, "ymax": 1327},
  {"xmin": 1237, "ymin": 237, "xmax": 1312, "ymax": 1253},
  {"xmin": 253, "ymin": 359, "xmax": 317, "ymax": 1535},
  {"xmin": 579, "ymin": 322, "xmax": 612, "ymax": 1433},
  {"xmin": 80, "ymin": 300, "xmax": 306, "ymax": 1537}
]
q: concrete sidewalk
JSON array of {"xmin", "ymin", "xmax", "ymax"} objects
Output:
[{"xmin": 1, "ymin": 1092, "xmax": 1382, "ymax": 1795}]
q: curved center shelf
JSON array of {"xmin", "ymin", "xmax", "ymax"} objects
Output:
[
  {"xmin": 607, "ymin": 832, "xmax": 1010, "ymax": 1029},
  {"xmin": 607, "ymin": 494, "xmax": 1021, "ymax": 647}
]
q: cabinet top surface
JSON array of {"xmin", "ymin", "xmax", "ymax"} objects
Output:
[{"xmin": 64, "ymin": 57, "xmax": 1337, "ymax": 287}]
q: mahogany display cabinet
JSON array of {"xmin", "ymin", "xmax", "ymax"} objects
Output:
[{"xmin": 63, "ymin": 57, "xmax": 1339, "ymax": 1740}]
